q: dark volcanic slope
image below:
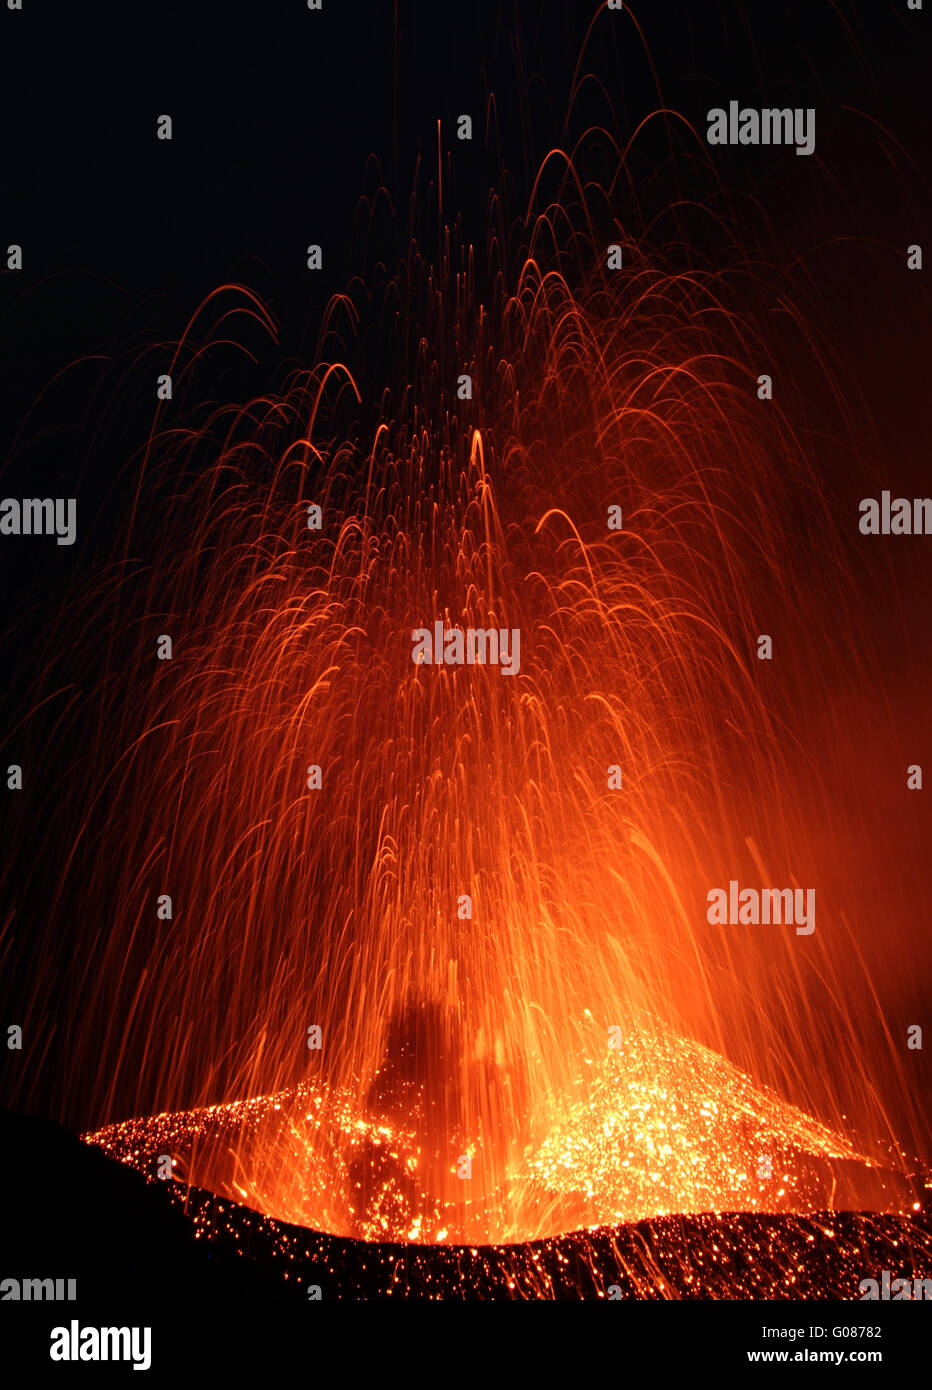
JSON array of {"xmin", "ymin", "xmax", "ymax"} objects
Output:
[{"xmin": 162, "ymin": 1181, "xmax": 932, "ymax": 1300}]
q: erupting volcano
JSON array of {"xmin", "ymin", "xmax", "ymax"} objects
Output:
[
  {"xmin": 3, "ymin": 14, "xmax": 929, "ymax": 1302},
  {"xmin": 58, "ymin": 221, "xmax": 923, "ymax": 1263}
]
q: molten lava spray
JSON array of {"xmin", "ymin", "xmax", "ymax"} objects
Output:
[{"xmin": 5, "ymin": 123, "xmax": 925, "ymax": 1256}]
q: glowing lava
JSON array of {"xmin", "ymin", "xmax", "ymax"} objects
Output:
[{"xmin": 86, "ymin": 1025, "xmax": 920, "ymax": 1247}]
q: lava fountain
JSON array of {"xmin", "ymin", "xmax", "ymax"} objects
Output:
[{"xmin": 4, "ymin": 126, "xmax": 926, "ymax": 1257}]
